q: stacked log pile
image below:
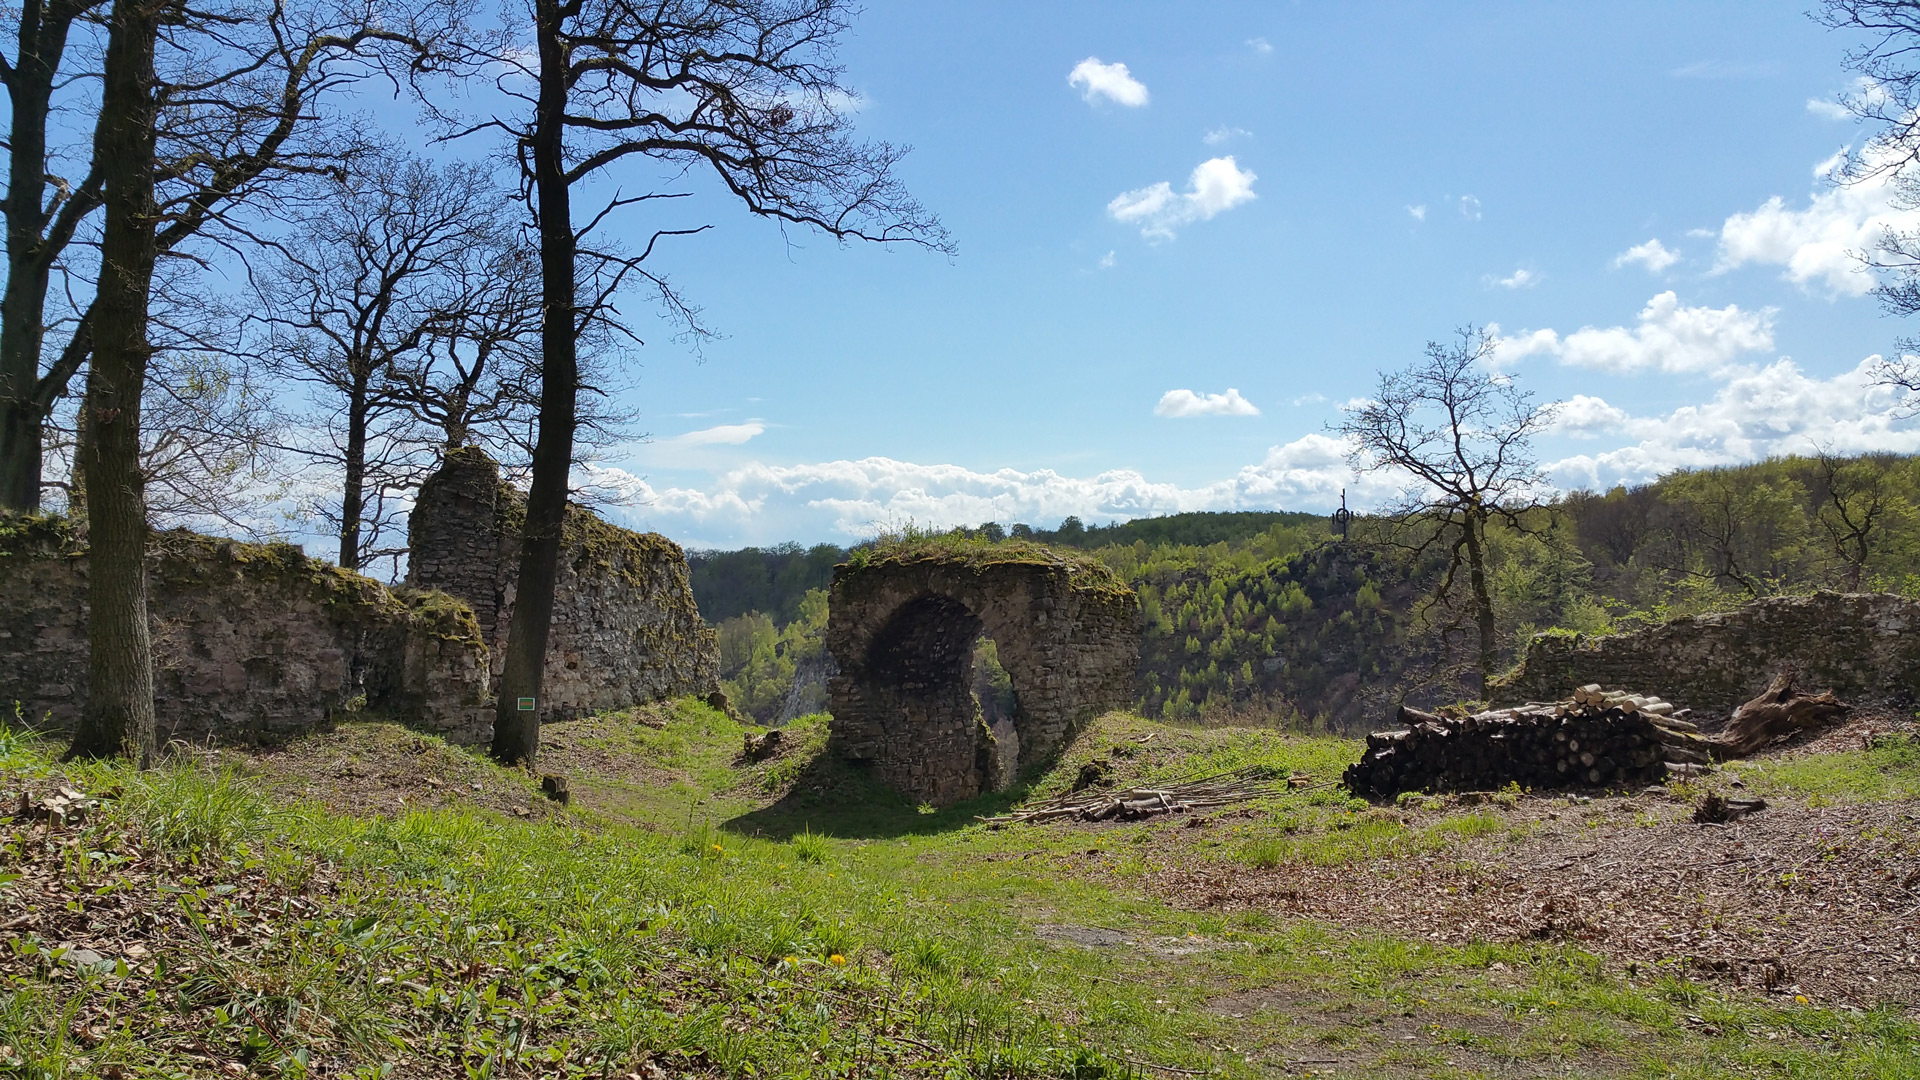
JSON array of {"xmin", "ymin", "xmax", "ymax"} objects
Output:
[{"xmin": 1344, "ymin": 685, "xmax": 1717, "ymax": 798}]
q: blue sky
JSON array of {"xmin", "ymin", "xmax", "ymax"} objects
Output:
[{"xmin": 527, "ymin": 2, "xmax": 1920, "ymax": 548}]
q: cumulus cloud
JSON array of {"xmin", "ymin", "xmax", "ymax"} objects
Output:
[
  {"xmin": 1108, "ymin": 156, "xmax": 1257, "ymax": 240},
  {"xmin": 1549, "ymin": 394, "xmax": 1630, "ymax": 439},
  {"xmin": 1406, "ymin": 204, "xmax": 1427, "ymax": 221},
  {"xmin": 1097, "ymin": 250, "xmax": 1117, "ymax": 270},
  {"xmin": 1068, "ymin": 57, "xmax": 1149, "ymax": 107},
  {"xmin": 1613, "ymin": 238, "xmax": 1681, "ymax": 273},
  {"xmin": 1246, "ymin": 37, "xmax": 1273, "ymax": 54},
  {"xmin": 596, "ymin": 436, "xmax": 1390, "ymax": 545},
  {"xmin": 1548, "ymin": 356, "xmax": 1920, "ymax": 490},
  {"xmin": 1492, "ymin": 291, "xmax": 1775, "ymax": 375},
  {"xmin": 1203, "ymin": 125, "xmax": 1252, "ymax": 145},
  {"xmin": 1713, "ymin": 146, "xmax": 1920, "ymax": 295},
  {"xmin": 1459, "ymin": 195, "xmax": 1482, "ymax": 220},
  {"xmin": 1493, "ymin": 268, "xmax": 1537, "ymax": 289},
  {"xmin": 1154, "ymin": 388, "xmax": 1260, "ymax": 418}
]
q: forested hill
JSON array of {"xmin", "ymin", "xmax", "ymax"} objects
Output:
[
  {"xmin": 693, "ymin": 453, "xmax": 1920, "ymax": 731},
  {"xmin": 686, "ymin": 510, "xmax": 1327, "ymax": 624}
]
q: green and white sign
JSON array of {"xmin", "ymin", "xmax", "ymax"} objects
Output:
[{"xmin": 517, "ymin": 697, "xmax": 536, "ymax": 712}]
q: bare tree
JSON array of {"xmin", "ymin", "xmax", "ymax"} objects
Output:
[
  {"xmin": 60, "ymin": 0, "xmax": 455, "ymax": 764},
  {"xmin": 453, "ymin": 0, "xmax": 952, "ymax": 767},
  {"xmin": 258, "ymin": 152, "xmax": 515, "ymax": 571},
  {"xmin": 1, "ymin": 0, "xmax": 457, "ymax": 514},
  {"xmin": 1818, "ymin": 2, "xmax": 1920, "ymax": 408},
  {"xmin": 1338, "ymin": 327, "xmax": 1561, "ymax": 694}
]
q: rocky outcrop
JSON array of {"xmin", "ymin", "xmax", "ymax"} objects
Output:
[
  {"xmin": 407, "ymin": 448, "xmax": 719, "ymax": 721},
  {"xmin": 827, "ymin": 544, "xmax": 1141, "ymax": 806},
  {"xmin": 1492, "ymin": 591, "xmax": 1920, "ymax": 717},
  {"xmin": 0, "ymin": 516, "xmax": 491, "ymax": 745}
]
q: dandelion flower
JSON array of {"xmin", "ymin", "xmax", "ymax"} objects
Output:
[
  {"xmin": 1795, "ymin": 994, "xmax": 1810, "ymax": 1004},
  {"xmin": 829, "ymin": 954, "xmax": 847, "ymax": 966}
]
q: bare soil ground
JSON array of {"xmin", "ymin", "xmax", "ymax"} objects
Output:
[{"xmin": 1137, "ymin": 715, "xmax": 1920, "ymax": 1013}]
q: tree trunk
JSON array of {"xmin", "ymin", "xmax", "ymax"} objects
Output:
[
  {"xmin": 0, "ymin": 0, "xmax": 90, "ymax": 512},
  {"xmin": 1461, "ymin": 510, "xmax": 1497, "ymax": 694},
  {"xmin": 491, "ymin": 0, "xmax": 575, "ymax": 767},
  {"xmin": 338, "ymin": 375, "xmax": 368, "ymax": 570},
  {"xmin": 1714, "ymin": 672, "xmax": 1849, "ymax": 758},
  {"xmin": 64, "ymin": 0, "xmax": 159, "ymax": 766}
]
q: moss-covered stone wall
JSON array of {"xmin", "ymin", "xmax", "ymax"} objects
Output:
[
  {"xmin": 0, "ymin": 515, "xmax": 491, "ymax": 744},
  {"xmin": 1491, "ymin": 591, "xmax": 1920, "ymax": 717},
  {"xmin": 406, "ymin": 448, "xmax": 719, "ymax": 721},
  {"xmin": 826, "ymin": 545, "xmax": 1142, "ymax": 806}
]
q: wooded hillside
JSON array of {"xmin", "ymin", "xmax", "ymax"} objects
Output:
[{"xmin": 692, "ymin": 453, "xmax": 1920, "ymax": 729}]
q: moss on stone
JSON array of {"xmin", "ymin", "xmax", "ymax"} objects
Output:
[
  {"xmin": 846, "ymin": 534, "xmax": 1133, "ymax": 598},
  {"xmin": 0, "ymin": 512, "xmax": 81, "ymax": 558}
]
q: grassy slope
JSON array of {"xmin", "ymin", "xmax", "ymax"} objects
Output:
[{"xmin": 2, "ymin": 705, "xmax": 1917, "ymax": 1079}]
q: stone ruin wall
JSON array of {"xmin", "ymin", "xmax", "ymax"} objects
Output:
[
  {"xmin": 826, "ymin": 554, "xmax": 1141, "ymax": 806},
  {"xmin": 1492, "ymin": 591, "xmax": 1920, "ymax": 716},
  {"xmin": 406, "ymin": 447, "xmax": 719, "ymax": 721},
  {"xmin": 0, "ymin": 517, "xmax": 491, "ymax": 745}
]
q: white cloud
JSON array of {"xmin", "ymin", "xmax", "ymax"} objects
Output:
[
  {"xmin": 1406, "ymin": 204, "xmax": 1427, "ymax": 221},
  {"xmin": 1291, "ymin": 392, "xmax": 1327, "ymax": 406},
  {"xmin": 1108, "ymin": 156, "xmax": 1257, "ymax": 240},
  {"xmin": 583, "ymin": 353, "xmax": 1920, "ymax": 547},
  {"xmin": 1548, "ymin": 356, "xmax": 1920, "ymax": 490},
  {"xmin": 1097, "ymin": 250, "xmax": 1116, "ymax": 270},
  {"xmin": 1246, "ymin": 37, "xmax": 1272, "ymax": 55},
  {"xmin": 1068, "ymin": 57, "xmax": 1149, "ymax": 107},
  {"xmin": 1203, "ymin": 125, "xmax": 1252, "ymax": 145},
  {"xmin": 666, "ymin": 421, "xmax": 765, "ymax": 446},
  {"xmin": 1713, "ymin": 145, "xmax": 1920, "ymax": 296},
  {"xmin": 1549, "ymin": 394, "xmax": 1630, "ymax": 439},
  {"xmin": 1808, "ymin": 77, "xmax": 1889, "ymax": 121},
  {"xmin": 1493, "ymin": 291, "xmax": 1775, "ymax": 375},
  {"xmin": 1154, "ymin": 388, "xmax": 1261, "ymax": 418},
  {"xmin": 1807, "ymin": 97, "xmax": 1852, "ymax": 121},
  {"xmin": 596, "ymin": 435, "xmax": 1394, "ymax": 545},
  {"xmin": 1613, "ymin": 238, "xmax": 1681, "ymax": 273},
  {"xmin": 1493, "ymin": 268, "xmax": 1537, "ymax": 290},
  {"xmin": 1459, "ymin": 195, "xmax": 1482, "ymax": 221}
]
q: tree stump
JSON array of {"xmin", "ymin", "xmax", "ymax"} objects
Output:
[{"xmin": 1713, "ymin": 672, "xmax": 1848, "ymax": 757}]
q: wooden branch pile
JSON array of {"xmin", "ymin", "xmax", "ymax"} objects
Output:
[
  {"xmin": 1343, "ymin": 685, "xmax": 1717, "ymax": 798},
  {"xmin": 982, "ymin": 766, "xmax": 1295, "ymax": 825}
]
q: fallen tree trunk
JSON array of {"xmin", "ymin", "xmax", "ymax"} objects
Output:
[{"xmin": 1712, "ymin": 672, "xmax": 1849, "ymax": 758}]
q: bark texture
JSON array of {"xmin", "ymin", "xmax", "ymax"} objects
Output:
[
  {"xmin": 1714, "ymin": 672, "xmax": 1850, "ymax": 758},
  {"xmin": 64, "ymin": 0, "xmax": 159, "ymax": 765},
  {"xmin": 490, "ymin": 0, "xmax": 573, "ymax": 767}
]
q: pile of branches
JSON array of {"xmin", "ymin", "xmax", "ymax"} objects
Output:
[
  {"xmin": 1344, "ymin": 685, "xmax": 1717, "ymax": 798},
  {"xmin": 982, "ymin": 765, "xmax": 1300, "ymax": 826}
]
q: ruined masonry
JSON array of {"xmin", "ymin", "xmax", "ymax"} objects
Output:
[
  {"xmin": 1493, "ymin": 590, "xmax": 1920, "ymax": 715},
  {"xmin": 406, "ymin": 447, "xmax": 719, "ymax": 721},
  {"xmin": 827, "ymin": 549, "xmax": 1141, "ymax": 806},
  {"xmin": 0, "ymin": 519, "xmax": 492, "ymax": 745}
]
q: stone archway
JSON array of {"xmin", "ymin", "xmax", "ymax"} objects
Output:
[{"xmin": 826, "ymin": 549, "xmax": 1141, "ymax": 805}]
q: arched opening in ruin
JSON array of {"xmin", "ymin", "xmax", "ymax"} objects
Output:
[{"xmin": 861, "ymin": 593, "xmax": 1028, "ymax": 794}]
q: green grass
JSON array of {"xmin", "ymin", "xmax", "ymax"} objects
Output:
[
  {"xmin": 1733, "ymin": 731, "xmax": 1920, "ymax": 803},
  {"xmin": 3, "ymin": 708, "xmax": 1917, "ymax": 1078}
]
